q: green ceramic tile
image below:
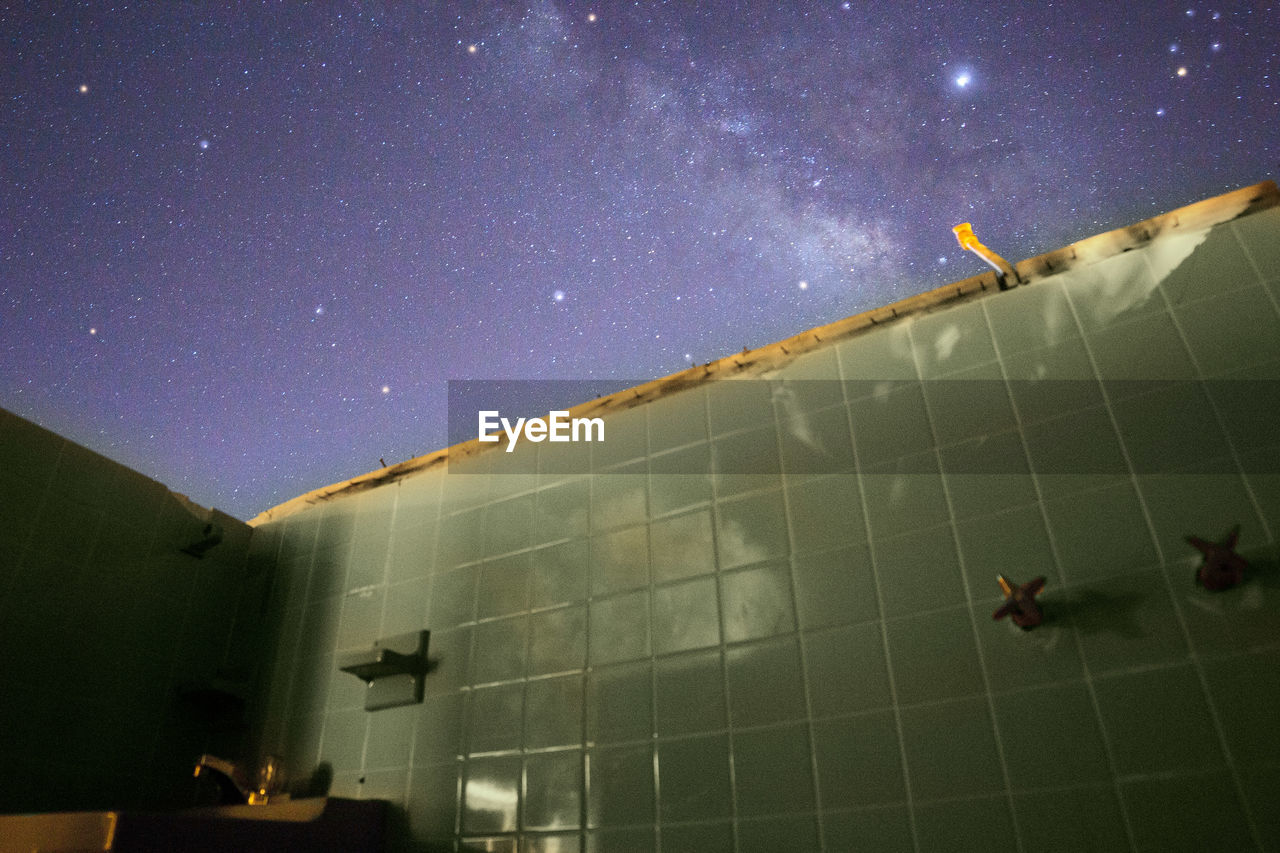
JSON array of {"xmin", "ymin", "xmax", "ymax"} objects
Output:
[
  {"xmin": 649, "ymin": 444, "xmax": 713, "ymax": 517},
  {"xmin": 436, "ymin": 507, "xmax": 486, "ymax": 571},
  {"xmin": 804, "ymin": 622, "xmax": 892, "ymax": 715},
  {"xmin": 657, "ymin": 733, "xmax": 733, "ymax": 821},
  {"xmin": 941, "ymin": 431, "xmax": 1040, "ymax": 521},
  {"xmin": 850, "ymin": 382, "xmax": 935, "ymax": 467},
  {"xmin": 885, "ymin": 606, "xmax": 985, "ymax": 704},
  {"xmin": 1068, "ymin": 570, "xmax": 1189, "ymax": 674},
  {"xmin": 587, "ymin": 661, "xmax": 652, "ymax": 744},
  {"xmin": 726, "ymin": 637, "xmax": 807, "ymax": 727},
  {"xmin": 1155, "ymin": 222, "xmax": 1257, "ymax": 305},
  {"xmin": 985, "ymin": 279, "xmax": 1080, "ymax": 356},
  {"xmin": 957, "ymin": 504, "xmax": 1062, "ymax": 596},
  {"xmin": 538, "ymin": 429, "xmax": 593, "ymax": 477},
  {"xmin": 528, "ymin": 540, "xmax": 588, "ymax": 609},
  {"xmin": 1013, "ymin": 785, "xmax": 1129, "ymax": 853},
  {"xmin": 646, "ymin": 386, "xmax": 708, "ymax": 454},
  {"xmin": 532, "ymin": 478, "xmax": 590, "ymax": 546},
  {"xmin": 712, "ymin": 424, "xmax": 782, "ymax": 498},
  {"xmin": 476, "ymin": 553, "xmax": 531, "ymax": 620},
  {"xmin": 655, "ymin": 649, "xmax": 726, "ymax": 736},
  {"xmin": 923, "ymin": 367, "xmax": 1017, "ymax": 450},
  {"xmin": 785, "ymin": 474, "xmax": 866, "ymax": 556},
  {"xmin": 792, "ymin": 543, "xmax": 879, "ymax": 630},
  {"xmin": 993, "ymin": 682, "xmax": 1111, "ymax": 788},
  {"xmin": 1065, "ymin": 249, "xmax": 1163, "ymax": 332},
  {"xmin": 587, "ymin": 744, "xmax": 654, "ymax": 827},
  {"xmin": 1087, "ymin": 311, "xmax": 1198, "ymax": 384},
  {"xmin": 899, "ymin": 696, "xmax": 1004, "ymax": 800},
  {"xmin": 659, "ymin": 821, "xmax": 734, "ymax": 853},
  {"xmin": 1208, "ymin": 378, "xmax": 1280, "ymax": 458},
  {"xmin": 706, "ymin": 380, "xmax": 775, "ymax": 437},
  {"xmin": 975, "ymin": 600, "xmax": 1084, "ymax": 690},
  {"xmin": 652, "ymin": 577, "xmax": 719, "ymax": 656},
  {"xmin": 1093, "ymin": 665, "xmax": 1226, "ymax": 775},
  {"xmin": 590, "ymin": 525, "xmax": 650, "ymax": 596},
  {"xmin": 1233, "ymin": 205, "xmax": 1280, "ymax": 277},
  {"xmin": 875, "ymin": 524, "xmax": 967, "ymax": 618},
  {"xmin": 649, "ymin": 509, "xmax": 715, "ymax": 583},
  {"xmin": 589, "ymin": 591, "xmax": 650, "ymax": 665},
  {"xmin": 1178, "ymin": 286, "xmax": 1280, "ymax": 376},
  {"xmin": 468, "ymin": 682, "xmax": 524, "ymax": 753},
  {"xmin": 861, "ymin": 455, "xmax": 951, "ymax": 540},
  {"xmin": 386, "ymin": 519, "xmax": 436, "ymax": 582},
  {"xmin": 364, "ymin": 704, "xmax": 416, "ymax": 771},
  {"xmin": 821, "ymin": 806, "xmax": 915, "ymax": 852},
  {"xmin": 774, "ymin": 354, "xmax": 845, "ymax": 414},
  {"xmin": 1112, "ymin": 382, "xmax": 1231, "ymax": 474},
  {"xmin": 462, "ymin": 755, "xmax": 521, "ymax": 833},
  {"xmin": 778, "ymin": 404, "xmax": 857, "ymax": 476},
  {"xmin": 586, "ymin": 827, "xmax": 654, "ymax": 853},
  {"xmin": 721, "ymin": 562, "xmax": 796, "ymax": 644},
  {"xmin": 1022, "ymin": 407, "xmax": 1128, "ymax": 500},
  {"xmin": 413, "ymin": 692, "xmax": 465, "ymax": 764},
  {"xmin": 318, "ymin": 707, "xmax": 367, "ymax": 773},
  {"xmin": 470, "ymin": 616, "xmax": 528, "ymax": 685},
  {"xmin": 525, "ymin": 675, "xmax": 584, "ymax": 750},
  {"xmin": 1004, "ymin": 344, "xmax": 1105, "ymax": 428},
  {"xmin": 527, "ymin": 604, "xmax": 586, "ymax": 676},
  {"xmin": 1137, "ymin": 472, "xmax": 1265, "ymax": 565},
  {"xmin": 715, "ymin": 490, "xmax": 790, "ymax": 570},
  {"xmin": 913, "ymin": 796, "xmax": 1015, "ymax": 853},
  {"xmin": 736, "ymin": 815, "xmax": 820, "ymax": 853},
  {"xmin": 591, "ymin": 406, "xmax": 648, "ymax": 469},
  {"xmin": 1240, "ymin": 764, "xmax": 1280, "ymax": 846},
  {"xmin": 836, "ymin": 321, "xmax": 918, "ymax": 381},
  {"xmin": 732, "ymin": 722, "xmax": 816, "ymax": 815},
  {"xmin": 1044, "ymin": 483, "xmax": 1160, "ymax": 583},
  {"xmin": 812, "ymin": 710, "xmax": 904, "ymax": 807},
  {"xmin": 428, "ymin": 626, "xmax": 472, "ymax": 693},
  {"xmin": 406, "ymin": 761, "xmax": 461, "ymax": 839},
  {"xmin": 1121, "ymin": 771, "xmax": 1255, "ymax": 852},
  {"xmin": 591, "ymin": 466, "xmax": 648, "ymax": 533},
  {"xmin": 911, "ymin": 301, "xmax": 998, "ymax": 378},
  {"xmin": 1179, "ymin": 556, "xmax": 1280, "ymax": 656},
  {"xmin": 1202, "ymin": 648, "xmax": 1280, "ymax": 769}
]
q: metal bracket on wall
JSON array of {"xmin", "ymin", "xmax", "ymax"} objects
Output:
[{"xmin": 337, "ymin": 630, "xmax": 431, "ymax": 711}]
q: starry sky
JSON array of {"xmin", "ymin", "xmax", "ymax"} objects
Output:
[{"xmin": 3, "ymin": 2, "xmax": 1277, "ymax": 520}]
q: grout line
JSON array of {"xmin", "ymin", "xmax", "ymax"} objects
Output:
[
  {"xmin": 1038, "ymin": 286, "xmax": 1148, "ymax": 851},
  {"xmin": 908, "ymin": 316, "xmax": 1025, "ymax": 853},
  {"xmin": 834, "ymin": 333, "xmax": 923, "ymax": 853},
  {"xmin": 1138, "ymin": 248, "xmax": 1267, "ymax": 851}
]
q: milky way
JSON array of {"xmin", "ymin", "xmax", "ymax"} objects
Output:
[{"xmin": 3, "ymin": 2, "xmax": 1277, "ymax": 518}]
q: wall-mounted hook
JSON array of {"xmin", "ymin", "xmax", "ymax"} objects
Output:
[
  {"xmin": 1187, "ymin": 525, "xmax": 1248, "ymax": 591},
  {"xmin": 993, "ymin": 574, "xmax": 1045, "ymax": 630}
]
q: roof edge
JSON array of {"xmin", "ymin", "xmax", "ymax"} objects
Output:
[{"xmin": 249, "ymin": 179, "xmax": 1278, "ymax": 527}]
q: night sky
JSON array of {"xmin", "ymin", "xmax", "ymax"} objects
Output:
[{"xmin": 3, "ymin": 2, "xmax": 1277, "ymax": 520}]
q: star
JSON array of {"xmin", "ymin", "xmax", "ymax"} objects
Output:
[
  {"xmin": 954, "ymin": 72, "xmax": 971, "ymax": 88},
  {"xmin": 993, "ymin": 575, "xmax": 1046, "ymax": 630},
  {"xmin": 78, "ymin": 84, "xmax": 89, "ymax": 94},
  {"xmin": 1187, "ymin": 525, "xmax": 1249, "ymax": 591},
  {"xmin": 381, "ymin": 385, "xmax": 390, "ymax": 394}
]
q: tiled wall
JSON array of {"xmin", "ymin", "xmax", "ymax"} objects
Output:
[
  {"xmin": 255, "ymin": 206, "xmax": 1280, "ymax": 852},
  {"xmin": 0, "ymin": 409, "xmax": 269, "ymax": 813}
]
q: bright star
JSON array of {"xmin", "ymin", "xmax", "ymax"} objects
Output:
[
  {"xmin": 955, "ymin": 73, "xmax": 971, "ymax": 88},
  {"xmin": 467, "ymin": 44, "xmax": 477, "ymax": 54},
  {"xmin": 798, "ymin": 280, "xmax": 809, "ymax": 290},
  {"xmin": 381, "ymin": 386, "xmax": 390, "ymax": 394},
  {"xmin": 198, "ymin": 139, "xmax": 210, "ymax": 150},
  {"xmin": 1177, "ymin": 67, "xmax": 1188, "ymax": 77},
  {"xmin": 78, "ymin": 84, "xmax": 89, "ymax": 94},
  {"xmin": 553, "ymin": 290, "xmax": 566, "ymax": 302}
]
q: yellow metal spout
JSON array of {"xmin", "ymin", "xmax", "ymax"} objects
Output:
[{"xmin": 953, "ymin": 222, "xmax": 1020, "ymax": 287}]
